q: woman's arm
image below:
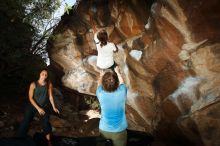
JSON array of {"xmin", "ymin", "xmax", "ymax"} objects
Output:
[
  {"xmin": 92, "ymin": 24, "xmax": 97, "ymax": 33},
  {"xmin": 98, "ymin": 70, "xmax": 105, "ymax": 86},
  {"xmin": 48, "ymin": 82, "xmax": 60, "ymax": 114},
  {"xmin": 29, "ymin": 82, "xmax": 45, "ymax": 115},
  {"xmin": 91, "ymin": 24, "xmax": 100, "ymax": 44},
  {"xmin": 114, "ymin": 66, "xmax": 124, "ymax": 84}
]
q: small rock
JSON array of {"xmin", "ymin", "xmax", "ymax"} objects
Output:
[
  {"xmin": 79, "ymin": 128, "xmax": 83, "ymax": 133},
  {"xmin": 9, "ymin": 126, "xmax": 14, "ymax": 130},
  {"xmin": 50, "ymin": 115, "xmax": 71, "ymax": 128},
  {"xmin": 0, "ymin": 121, "xmax": 4, "ymax": 127},
  {"xmin": 0, "ymin": 111, "xmax": 7, "ymax": 118},
  {"xmin": 52, "ymin": 127, "xmax": 56, "ymax": 132}
]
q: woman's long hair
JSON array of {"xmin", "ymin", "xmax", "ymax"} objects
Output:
[
  {"xmin": 97, "ymin": 30, "xmax": 108, "ymax": 47},
  {"xmin": 102, "ymin": 71, "xmax": 119, "ymax": 92}
]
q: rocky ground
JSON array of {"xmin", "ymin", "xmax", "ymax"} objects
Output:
[
  {"xmin": 0, "ymin": 94, "xmax": 155, "ymax": 146},
  {"xmin": 0, "ymin": 94, "xmax": 101, "ymax": 138}
]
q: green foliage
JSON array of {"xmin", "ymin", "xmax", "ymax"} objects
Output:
[
  {"xmin": 84, "ymin": 96, "xmax": 100, "ymax": 110},
  {"xmin": 23, "ymin": 0, "xmax": 60, "ymax": 29},
  {"xmin": 64, "ymin": 3, "xmax": 72, "ymax": 15},
  {"xmin": 50, "ymin": 33, "xmax": 62, "ymax": 41},
  {"xmin": 0, "ymin": 0, "xmax": 60, "ymax": 95}
]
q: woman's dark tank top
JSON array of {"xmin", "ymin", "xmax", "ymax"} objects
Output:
[{"xmin": 33, "ymin": 81, "xmax": 49, "ymax": 107}]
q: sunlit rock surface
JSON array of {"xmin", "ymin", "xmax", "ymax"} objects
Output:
[{"xmin": 48, "ymin": 0, "xmax": 220, "ymax": 145}]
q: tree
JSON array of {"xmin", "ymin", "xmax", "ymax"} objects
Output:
[
  {"xmin": 0, "ymin": 0, "xmax": 62, "ymax": 94},
  {"xmin": 23, "ymin": 0, "xmax": 61, "ymax": 61}
]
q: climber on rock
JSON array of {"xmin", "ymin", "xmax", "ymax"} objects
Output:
[
  {"xmin": 96, "ymin": 66, "xmax": 128, "ymax": 146},
  {"xmin": 92, "ymin": 25, "xmax": 118, "ymax": 71}
]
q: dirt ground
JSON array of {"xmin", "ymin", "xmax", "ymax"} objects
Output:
[{"xmin": 0, "ymin": 94, "xmax": 100, "ymax": 138}]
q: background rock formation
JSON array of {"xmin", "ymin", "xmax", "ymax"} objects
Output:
[{"xmin": 47, "ymin": 0, "xmax": 220, "ymax": 145}]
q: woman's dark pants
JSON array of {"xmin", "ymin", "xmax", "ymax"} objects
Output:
[{"xmin": 17, "ymin": 104, "xmax": 51, "ymax": 137}]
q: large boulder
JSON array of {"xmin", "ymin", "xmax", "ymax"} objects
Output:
[{"xmin": 47, "ymin": 0, "xmax": 220, "ymax": 145}]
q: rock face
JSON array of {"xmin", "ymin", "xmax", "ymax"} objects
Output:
[{"xmin": 48, "ymin": 0, "xmax": 220, "ymax": 145}]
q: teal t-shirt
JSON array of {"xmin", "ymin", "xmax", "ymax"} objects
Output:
[
  {"xmin": 33, "ymin": 81, "xmax": 48, "ymax": 107},
  {"xmin": 96, "ymin": 84, "xmax": 128, "ymax": 132}
]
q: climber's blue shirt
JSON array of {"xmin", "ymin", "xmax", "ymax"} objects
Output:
[{"xmin": 96, "ymin": 84, "xmax": 128, "ymax": 132}]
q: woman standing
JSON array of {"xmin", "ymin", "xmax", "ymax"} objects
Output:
[
  {"xmin": 96, "ymin": 66, "xmax": 128, "ymax": 146},
  {"xmin": 17, "ymin": 68, "xmax": 59, "ymax": 143}
]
